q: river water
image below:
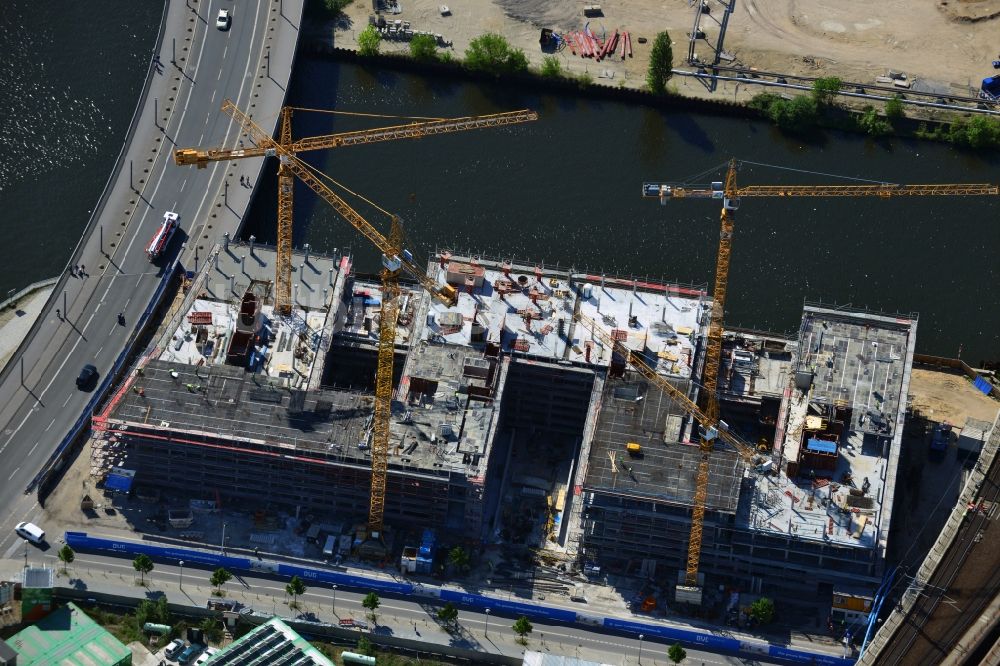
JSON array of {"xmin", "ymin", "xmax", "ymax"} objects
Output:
[
  {"xmin": 1, "ymin": 3, "xmax": 997, "ymax": 362},
  {"xmin": 0, "ymin": 0, "xmax": 160, "ymax": 293}
]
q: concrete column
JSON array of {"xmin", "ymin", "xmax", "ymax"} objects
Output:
[
  {"xmin": 249, "ymin": 235, "xmax": 256, "ymax": 255},
  {"xmin": 223, "ymin": 232, "xmax": 230, "ymax": 251}
]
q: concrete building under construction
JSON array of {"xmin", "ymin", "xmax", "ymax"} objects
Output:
[{"xmin": 92, "ymin": 241, "xmax": 913, "ymax": 601}]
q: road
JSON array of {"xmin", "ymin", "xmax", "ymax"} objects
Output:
[
  {"xmin": 8, "ymin": 548, "xmax": 757, "ymax": 666},
  {"xmin": 0, "ymin": 0, "xmax": 302, "ymax": 558}
]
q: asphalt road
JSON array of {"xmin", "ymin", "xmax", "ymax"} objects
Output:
[
  {"xmin": 20, "ymin": 548, "xmax": 757, "ymax": 666},
  {"xmin": 0, "ymin": 0, "xmax": 301, "ymax": 558}
]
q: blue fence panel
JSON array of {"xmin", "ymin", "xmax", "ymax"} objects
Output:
[
  {"xmin": 64, "ymin": 533, "xmax": 853, "ymax": 665},
  {"xmin": 439, "ymin": 590, "xmax": 578, "ymax": 624},
  {"xmin": 768, "ymin": 644, "xmax": 855, "ymax": 665},
  {"xmin": 275, "ymin": 563, "xmax": 412, "ymax": 596},
  {"xmin": 602, "ymin": 617, "xmax": 742, "ymax": 653},
  {"xmin": 65, "ymin": 533, "xmax": 412, "ymax": 596}
]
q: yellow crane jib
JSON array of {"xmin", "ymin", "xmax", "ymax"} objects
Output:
[
  {"xmin": 212, "ymin": 99, "xmax": 528, "ymax": 540},
  {"xmin": 174, "ymin": 100, "xmax": 534, "ymax": 313},
  {"xmin": 645, "ymin": 157, "xmax": 999, "ymax": 593}
]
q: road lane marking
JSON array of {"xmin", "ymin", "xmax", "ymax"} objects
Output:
[
  {"xmin": 63, "ymin": 394, "xmax": 73, "ymax": 407},
  {"xmin": 7, "ymin": 467, "xmax": 19, "ymax": 480},
  {"xmin": 27, "ymin": 442, "xmax": 38, "ymax": 456},
  {"xmin": 45, "ymin": 419, "xmax": 55, "ymax": 432},
  {"xmin": 180, "ymin": 179, "xmax": 187, "ymax": 193},
  {"xmin": 94, "ymin": 346, "xmax": 103, "ymax": 359}
]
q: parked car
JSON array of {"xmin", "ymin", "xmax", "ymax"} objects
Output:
[
  {"xmin": 177, "ymin": 644, "xmax": 204, "ymax": 664},
  {"xmin": 14, "ymin": 522, "xmax": 45, "ymax": 544},
  {"xmin": 194, "ymin": 647, "xmax": 219, "ymax": 665},
  {"xmin": 164, "ymin": 639, "xmax": 186, "ymax": 660},
  {"xmin": 216, "ymin": 9, "xmax": 230, "ymax": 30}
]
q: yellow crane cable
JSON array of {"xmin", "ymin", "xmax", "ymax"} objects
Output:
[
  {"xmin": 287, "ymin": 106, "xmax": 447, "ymax": 121},
  {"xmin": 293, "ymin": 155, "xmax": 397, "ymax": 222}
]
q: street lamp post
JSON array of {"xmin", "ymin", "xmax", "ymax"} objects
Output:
[
  {"xmin": 179, "ymin": 561, "xmax": 184, "ymax": 588},
  {"xmin": 221, "ymin": 522, "xmax": 227, "ymax": 554},
  {"xmin": 638, "ymin": 634, "xmax": 645, "ymax": 664},
  {"xmin": 484, "ymin": 608, "xmax": 490, "ymax": 637},
  {"xmin": 332, "ymin": 584, "xmax": 338, "ymax": 614}
]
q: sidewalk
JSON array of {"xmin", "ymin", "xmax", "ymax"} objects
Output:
[{"xmin": 0, "ymin": 285, "xmax": 54, "ymax": 372}]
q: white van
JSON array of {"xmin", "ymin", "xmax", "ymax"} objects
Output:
[{"xmin": 15, "ymin": 522, "xmax": 45, "ymax": 544}]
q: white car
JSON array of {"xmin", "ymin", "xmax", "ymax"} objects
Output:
[
  {"xmin": 14, "ymin": 522, "xmax": 44, "ymax": 544},
  {"xmin": 216, "ymin": 9, "xmax": 230, "ymax": 30},
  {"xmin": 164, "ymin": 639, "xmax": 185, "ymax": 660},
  {"xmin": 194, "ymin": 647, "xmax": 219, "ymax": 665}
]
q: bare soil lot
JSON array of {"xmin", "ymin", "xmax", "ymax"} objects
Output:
[{"xmin": 335, "ymin": 0, "xmax": 1000, "ymax": 99}]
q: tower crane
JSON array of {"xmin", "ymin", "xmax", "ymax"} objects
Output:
[
  {"xmin": 214, "ymin": 100, "xmax": 537, "ymax": 544},
  {"xmin": 643, "ymin": 159, "xmax": 998, "ymax": 600},
  {"xmin": 174, "ymin": 106, "xmax": 537, "ymax": 315}
]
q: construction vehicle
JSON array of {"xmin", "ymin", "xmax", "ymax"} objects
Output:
[
  {"xmin": 213, "ymin": 100, "xmax": 536, "ymax": 551},
  {"xmin": 175, "ymin": 106, "xmax": 537, "ymax": 315},
  {"xmin": 643, "ymin": 159, "xmax": 997, "ymax": 603}
]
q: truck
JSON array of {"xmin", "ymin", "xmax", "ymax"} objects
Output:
[{"xmin": 930, "ymin": 422, "xmax": 951, "ymax": 453}]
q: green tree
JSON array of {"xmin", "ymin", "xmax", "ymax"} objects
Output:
[
  {"xmin": 133, "ymin": 554, "xmax": 154, "ymax": 585},
  {"xmin": 668, "ymin": 642, "xmax": 687, "ymax": 663},
  {"xmin": 135, "ymin": 597, "xmax": 171, "ymax": 627},
  {"xmin": 885, "ymin": 94, "xmax": 905, "ymax": 121},
  {"xmin": 357, "ymin": 25, "xmax": 382, "ymax": 57},
  {"xmin": 199, "ymin": 617, "xmax": 224, "ymax": 644},
  {"xmin": 811, "ymin": 77, "xmax": 842, "ymax": 105},
  {"xmin": 362, "ymin": 591, "xmax": 381, "ymax": 623},
  {"xmin": 512, "ymin": 615, "xmax": 533, "ymax": 644},
  {"xmin": 57, "ymin": 545, "xmax": 75, "ymax": 574},
  {"xmin": 646, "ymin": 31, "xmax": 674, "ymax": 94},
  {"xmin": 410, "ymin": 33, "xmax": 439, "ymax": 61},
  {"xmin": 767, "ymin": 95, "xmax": 819, "ymax": 132},
  {"xmin": 961, "ymin": 115, "xmax": 1000, "ymax": 148},
  {"xmin": 464, "ymin": 33, "xmax": 529, "ymax": 75},
  {"xmin": 437, "ymin": 601, "xmax": 458, "ymax": 626},
  {"xmin": 540, "ymin": 55, "xmax": 564, "ymax": 78},
  {"xmin": 748, "ymin": 597, "xmax": 775, "ymax": 625},
  {"xmin": 286, "ymin": 575, "xmax": 307, "ymax": 609},
  {"xmin": 858, "ymin": 106, "xmax": 891, "ymax": 136},
  {"xmin": 448, "ymin": 546, "xmax": 470, "ymax": 572},
  {"xmin": 209, "ymin": 567, "xmax": 232, "ymax": 595},
  {"xmin": 356, "ymin": 635, "xmax": 376, "ymax": 657}
]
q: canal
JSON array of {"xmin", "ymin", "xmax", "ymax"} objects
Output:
[
  {"xmin": 0, "ymin": 0, "xmax": 996, "ymax": 362},
  {"xmin": 244, "ymin": 57, "xmax": 1000, "ymax": 362}
]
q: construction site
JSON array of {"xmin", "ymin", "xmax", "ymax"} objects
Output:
[{"xmin": 64, "ymin": 103, "xmax": 999, "ymax": 631}]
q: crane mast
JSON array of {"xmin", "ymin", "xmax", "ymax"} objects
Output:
[
  {"xmin": 176, "ymin": 102, "xmax": 538, "ymax": 313},
  {"xmin": 213, "ymin": 101, "xmax": 536, "ymax": 545},
  {"xmin": 644, "ymin": 160, "xmax": 997, "ymax": 598}
]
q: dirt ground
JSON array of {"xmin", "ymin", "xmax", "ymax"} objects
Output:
[
  {"xmin": 332, "ymin": 0, "xmax": 1000, "ymax": 100},
  {"xmin": 908, "ymin": 366, "xmax": 999, "ymax": 427}
]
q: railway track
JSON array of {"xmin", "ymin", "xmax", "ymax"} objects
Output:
[
  {"xmin": 702, "ymin": 63, "xmax": 997, "ymax": 108},
  {"xmin": 874, "ymin": 456, "xmax": 1000, "ymax": 664}
]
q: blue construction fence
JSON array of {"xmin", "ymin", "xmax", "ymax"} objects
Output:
[{"xmin": 65, "ymin": 532, "xmax": 854, "ymax": 665}]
